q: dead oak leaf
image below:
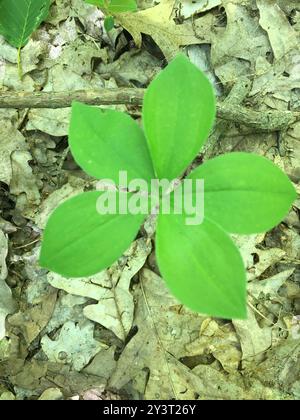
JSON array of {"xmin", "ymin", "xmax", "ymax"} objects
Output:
[
  {"xmin": 257, "ymin": 0, "xmax": 298, "ymax": 61},
  {"xmin": 116, "ymin": 0, "xmax": 212, "ymax": 61}
]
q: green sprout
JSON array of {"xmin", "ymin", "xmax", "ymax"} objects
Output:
[
  {"xmin": 85, "ymin": 0, "xmax": 137, "ymax": 32},
  {"xmin": 40, "ymin": 55, "xmax": 296, "ymax": 320}
]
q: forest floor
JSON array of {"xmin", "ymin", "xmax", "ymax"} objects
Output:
[{"xmin": 0, "ymin": 0, "xmax": 300, "ymax": 400}]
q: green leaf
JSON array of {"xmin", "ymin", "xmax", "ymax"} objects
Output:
[
  {"xmin": 69, "ymin": 102, "xmax": 155, "ymax": 185},
  {"xmin": 39, "ymin": 191, "xmax": 145, "ymax": 278},
  {"xmin": 104, "ymin": 15, "xmax": 115, "ymax": 32},
  {"xmin": 156, "ymin": 213, "xmax": 247, "ymax": 319},
  {"xmin": 85, "ymin": 0, "xmax": 105, "ymax": 7},
  {"xmin": 0, "ymin": 0, "xmax": 50, "ymax": 48},
  {"xmin": 85, "ymin": 0, "xmax": 137, "ymax": 13},
  {"xmin": 143, "ymin": 54, "xmax": 216, "ymax": 180},
  {"xmin": 189, "ymin": 152, "xmax": 296, "ymax": 234}
]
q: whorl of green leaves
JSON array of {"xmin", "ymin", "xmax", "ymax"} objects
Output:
[{"xmin": 40, "ymin": 55, "xmax": 296, "ymax": 319}]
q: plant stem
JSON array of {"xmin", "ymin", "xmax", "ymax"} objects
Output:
[{"xmin": 17, "ymin": 47, "xmax": 23, "ymax": 80}]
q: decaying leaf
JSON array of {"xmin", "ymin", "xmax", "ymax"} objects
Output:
[
  {"xmin": 181, "ymin": 0, "xmax": 221, "ymax": 18},
  {"xmin": 116, "ymin": 0, "xmax": 212, "ymax": 60},
  {"xmin": 109, "ymin": 269, "xmax": 205, "ymax": 399},
  {"xmin": 185, "ymin": 318, "xmax": 242, "ymax": 373},
  {"xmin": 41, "ymin": 321, "xmax": 106, "ymax": 371},
  {"xmin": 253, "ymin": 338, "xmax": 300, "ymax": 397},
  {"xmin": 109, "ymin": 272, "xmax": 288, "ymax": 399},
  {"xmin": 48, "ymin": 238, "xmax": 152, "ymax": 340},
  {"xmin": 257, "ymin": 0, "xmax": 298, "ymax": 60},
  {"xmin": 83, "ymin": 346, "xmax": 117, "ymax": 382},
  {"xmin": 0, "ymin": 120, "xmax": 28, "ymax": 186},
  {"xmin": 0, "ymin": 0, "xmax": 299, "ymax": 401},
  {"xmin": 233, "ymin": 234, "xmax": 286, "ymax": 281},
  {"xmin": 0, "ymin": 230, "xmax": 16, "ymax": 340},
  {"xmin": 8, "ymin": 290, "xmax": 57, "ymax": 345},
  {"xmin": 26, "ymin": 65, "xmax": 105, "ymax": 136},
  {"xmin": 248, "ymin": 269, "xmax": 295, "ymax": 300},
  {"xmin": 211, "ymin": 1, "xmax": 270, "ymax": 83},
  {"xmin": 34, "ymin": 176, "xmax": 86, "ymax": 229},
  {"xmin": 191, "ymin": 362, "xmax": 290, "ymax": 400},
  {"xmin": 233, "ymin": 308, "xmax": 272, "ymax": 362},
  {"xmin": 10, "ymin": 150, "xmax": 41, "ymax": 209},
  {"xmin": 38, "ymin": 388, "xmax": 63, "ymax": 400}
]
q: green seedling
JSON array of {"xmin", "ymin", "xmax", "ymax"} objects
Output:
[
  {"xmin": 0, "ymin": 0, "xmax": 50, "ymax": 77},
  {"xmin": 85, "ymin": 0, "xmax": 137, "ymax": 32},
  {"xmin": 40, "ymin": 54, "xmax": 296, "ymax": 320}
]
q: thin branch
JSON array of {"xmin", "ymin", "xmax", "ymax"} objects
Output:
[
  {"xmin": 0, "ymin": 88, "xmax": 144, "ymax": 108},
  {"xmin": 217, "ymin": 102, "xmax": 300, "ymax": 132},
  {"xmin": 0, "ymin": 88, "xmax": 299, "ymax": 131}
]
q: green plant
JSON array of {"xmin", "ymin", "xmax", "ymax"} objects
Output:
[
  {"xmin": 40, "ymin": 54, "xmax": 296, "ymax": 319},
  {"xmin": 0, "ymin": 0, "xmax": 50, "ymax": 76},
  {"xmin": 85, "ymin": 0, "xmax": 137, "ymax": 31}
]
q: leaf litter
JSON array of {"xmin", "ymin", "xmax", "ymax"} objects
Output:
[{"xmin": 0, "ymin": 0, "xmax": 299, "ymax": 400}]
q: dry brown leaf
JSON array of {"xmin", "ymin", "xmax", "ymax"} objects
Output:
[
  {"xmin": 48, "ymin": 239, "xmax": 151, "ymax": 341},
  {"xmin": 0, "ymin": 230, "xmax": 16, "ymax": 340},
  {"xmin": 8, "ymin": 291, "xmax": 57, "ymax": 345},
  {"xmin": 257, "ymin": 0, "xmax": 298, "ymax": 61},
  {"xmin": 233, "ymin": 308, "xmax": 272, "ymax": 362},
  {"xmin": 116, "ymin": 0, "xmax": 212, "ymax": 60},
  {"xmin": 185, "ymin": 318, "xmax": 242, "ymax": 373},
  {"xmin": 181, "ymin": 0, "xmax": 221, "ymax": 18},
  {"xmin": 211, "ymin": 1, "xmax": 270, "ymax": 82},
  {"xmin": 108, "ymin": 269, "xmax": 205, "ymax": 399},
  {"xmin": 0, "ymin": 120, "xmax": 28, "ymax": 186}
]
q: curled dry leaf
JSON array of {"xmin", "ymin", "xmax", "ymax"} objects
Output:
[
  {"xmin": 185, "ymin": 318, "xmax": 242, "ymax": 374},
  {"xmin": 116, "ymin": 0, "xmax": 212, "ymax": 60}
]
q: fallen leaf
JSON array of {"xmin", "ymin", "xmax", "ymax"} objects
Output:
[
  {"xmin": 10, "ymin": 150, "xmax": 41, "ymax": 210},
  {"xmin": 181, "ymin": 0, "xmax": 221, "ymax": 18},
  {"xmin": 253, "ymin": 338, "xmax": 300, "ymax": 398},
  {"xmin": 257, "ymin": 0, "xmax": 298, "ymax": 60},
  {"xmin": 34, "ymin": 176, "xmax": 86, "ymax": 228},
  {"xmin": 233, "ymin": 308, "xmax": 272, "ymax": 362},
  {"xmin": 48, "ymin": 238, "xmax": 152, "ymax": 340},
  {"xmin": 38, "ymin": 387, "xmax": 63, "ymax": 400},
  {"xmin": 26, "ymin": 65, "xmax": 105, "ymax": 136},
  {"xmin": 248, "ymin": 268, "xmax": 295, "ymax": 300},
  {"xmin": 0, "ymin": 230, "xmax": 16, "ymax": 340},
  {"xmin": 41, "ymin": 321, "xmax": 106, "ymax": 371},
  {"xmin": 83, "ymin": 346, "xmax": 117, "ymax": 382},
  {"xmin": 191, "ymin": 362, "xmax": 290, "ymax": 400},
  {"xmin": 185, "ymin": 318, "xmax": 242, "ymax": 373},
  {"xmin": 0, "ymin": 391, "xmax": 15, "ymax": 400},
  {"xmin": 109, "ymin": 268, "xmax": 205, "ymax": 399},
  {"xmin": 8, "ymin": 290, "xmax": 57, "ymax": 345},
  {"xmin": 0, "ymin": 120, "xmax": 28, "ymax": 186},
  {"xmin": 211, "ymin": 1, "xmax": 270, "ymax": 82},
  {"xmin": 116, "ymin": 0, "xmax": 212, "ymax": 60}
]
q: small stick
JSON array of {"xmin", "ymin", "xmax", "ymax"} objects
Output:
[
  {"xmin": 0, "ymin": 88, "xmax": 145, "ymax": 109},
  {"xmin": 0, "ymin": 88, "xmax": 299, "ymax": 131}
]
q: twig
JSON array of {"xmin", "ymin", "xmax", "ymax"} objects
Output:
[
  {"xmin": 13, "ymin": 238, "xmax": 40, "ymax": 249},
  {"xmin": 217, "ymin": 102, "xmax": 300, "ymax": 132},
  {"xmin": 0, "ymin": 88, "xmax": 144, "ymax": 109},
  {"xmin": 0, "ymin": 88, "xmax": 299, "ymax": 131}
]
